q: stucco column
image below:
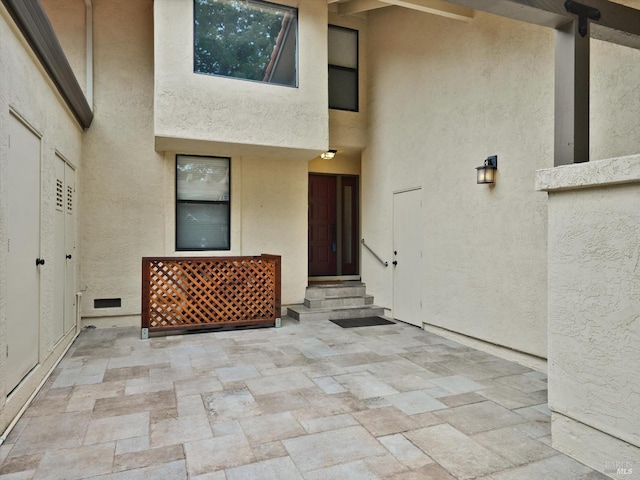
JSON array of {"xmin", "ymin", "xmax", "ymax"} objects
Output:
[{"xmin": 536, "ymin": 154, "xmax": 640, "ymax": 478}]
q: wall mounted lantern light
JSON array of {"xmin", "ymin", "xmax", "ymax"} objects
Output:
[
  {"xmin": 321, "ymin": 149, "xmax": 337, "ymax": 160},
  {"xmin": 476, "ymin": 155, "xmax": 498, "ymax": 184}
]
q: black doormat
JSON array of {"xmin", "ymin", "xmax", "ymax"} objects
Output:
[{"xmin": 330, "ymin": 317, "xmax": 395, "ymax": 328}]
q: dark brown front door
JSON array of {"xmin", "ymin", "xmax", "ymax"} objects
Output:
[
  {"xmin": 309, "ymin": 174, "xmax": 360, "ymax": 277},
  {"xmin": 309, "ymin": 174, "xmax": 337, "ymax": 276}
]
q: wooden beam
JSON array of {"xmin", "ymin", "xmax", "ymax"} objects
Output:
[
  {"xmin": 442, "ymin": 0, "xmax": 640, "ymax": 49},
  {"xmin": 380, "ymin": 0, "xmax": 473, "ymax": 22},
  {"xmin": 555, "ymin": 20, "xmax": 590, "ymax": 166},
  {"xmin": 338, "ymin": 0, "xmax": 388, "ymax": 15}
]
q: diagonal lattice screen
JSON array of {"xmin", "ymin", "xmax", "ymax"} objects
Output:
[{"xmin": 142, "ymin": 255, "xmax": 281, "ymax": 332}]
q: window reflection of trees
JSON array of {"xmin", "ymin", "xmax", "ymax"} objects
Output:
[{"xmin": 194, "ymin": 0, "xmax": 297, "ymax": 86}]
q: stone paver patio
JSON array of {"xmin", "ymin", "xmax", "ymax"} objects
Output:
[{"xmin": 0, "ymin": 318, "xmax": 608, "ymax": 479}]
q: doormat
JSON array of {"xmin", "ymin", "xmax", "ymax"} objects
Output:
[{"xmin": 330, "ymin": 317, "xmax": 395, "ymax": 328}]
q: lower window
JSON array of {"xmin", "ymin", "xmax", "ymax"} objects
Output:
[{"xmin": 176, "ymin": 155, "xmax": 230, "ymax": 250}]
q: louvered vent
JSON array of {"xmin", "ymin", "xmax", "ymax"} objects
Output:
[
  {"xmin": 56, "ymin": 179, "xmax": 64, "ymax": 211},
  {"xmin": 67, "ymin": 185, "xmax": 73, "ymax": 214}
]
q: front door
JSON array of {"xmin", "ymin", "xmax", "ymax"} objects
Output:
[
  {"xmin": 7, "ymin": 113, "xmax": 41, "ymax": 392},
  {"xmin": 309, "ymin": 174, "xmax": 360, "ymax": 277},
  {"xmin": 393, "ymin": 188, "xmax": 422, "ymax": 327},
  {"xmin": 309, "ymin": 174, "xmax": 337, "ymax": 276}
]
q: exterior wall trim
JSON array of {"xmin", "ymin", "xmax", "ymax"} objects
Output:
[
  {"xmin": 536, "ymin": 154, "xmax": 640, "ymax": 192},
  {"xmin": 1, "ymin": 0, "xmax": 93, "ymax": 128}
]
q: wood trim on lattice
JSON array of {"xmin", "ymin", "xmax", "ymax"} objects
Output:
[{"xmin": 141, "ymin": 254, "xmax": 281, "ymax": 334}]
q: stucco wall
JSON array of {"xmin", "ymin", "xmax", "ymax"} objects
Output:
[
  {"xmin": 363, "ymin": 7, "xmax": 640, "ymax": 359},
  {"xmin": 239, "ymin": 157, "xmax": 308, "ymax": 304},
  {"xmin": 0, "ymin": 4, "xmax": 83, "ymax": 431},
  {"xmin": 41, "ymin": 0, "xmax": 87, "ymax": 98},
  {"xmin": 537, "ymin": 154, "xmax": 640, "ymax": 475},
  {"xmin": 80, "ymin": 0, "xmax": 165, "ymax": 322},
  {"xmin": 363, "ymin": 9, "xmax": 553, "ymax": 358},
  {"xmin": 160, "ymin": 153, "xmax": 308, "ymax": 305},
  {"xmin": 154, "ymin": 0, "xmax": 328, "ymax": 160},
  {"xmin": 591, "ymin": 39, "xmax": 640, "ymax": 160}
]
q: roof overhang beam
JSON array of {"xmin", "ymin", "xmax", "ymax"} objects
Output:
[
  {"xmin": 337, "ymin": 0, "xmax": 389, "ymax": 15},
  {"xmin": 442, "ymin": 0, "xmax": 640, "ymax": 49}
]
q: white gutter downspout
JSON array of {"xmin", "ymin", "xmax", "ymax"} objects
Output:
[{"xmin": 85, "ymin": 0, "xmax": 93, "ymax": 109}]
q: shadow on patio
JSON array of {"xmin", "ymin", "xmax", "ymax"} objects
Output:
[{"xmin": 0, "ymin": 318, "xmax": 607, "ymax": 479}]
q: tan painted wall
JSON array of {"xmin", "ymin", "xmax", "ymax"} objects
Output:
[
  {"xmin": 80, "ymin": 0, "xmax": 165, "ymax": 322},
  {"xmin": 239, "ymin": 157, "xmax": 308, "ymax": 304},
  {"xmin": 537, "ymin": 154, "xmax": 640, "ymax": 473},
  {"xmin": 160, "ymin": 153, "xmax": 308, "ymax": 305},
  {"xmin": 363, "ymin": 9, "xmax": 553, "ymax": 358},
  {"xmin": 591, "ymin": 39, "xmax": 640, "ymax": 160},
  {"xmin": 363, "ymin": 7, "xmax": 640, "ymax": 359},
  {"xmin": 154, "ymin": 0, "xmax": 329, "ymax": 160},
  {"xmin": 0, "ymin": 5, "xmax": 83, "ymax": 432},
  {"xmin": 41, "ymin": 0, "xmax": 87, "ymax": 98},
  {"xmin": 80, "ymin": 0, "xmax": 311, "ymax": 323}
]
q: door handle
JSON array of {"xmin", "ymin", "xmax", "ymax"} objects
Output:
[
  {"xmin": 66, "ymin": 254, "xmax": 72, "ymax": 259},
  {"xmin": 392, "ymin": 260, "xmax": 398, "ymax": 266},
  {"xmin": 36, "ymin": 258, "xmax": 45, "ymax": 266}
]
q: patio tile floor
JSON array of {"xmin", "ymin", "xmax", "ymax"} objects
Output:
[{"xmin": 0, "ymin": 318, "xmax": 609, "ymax": 479}]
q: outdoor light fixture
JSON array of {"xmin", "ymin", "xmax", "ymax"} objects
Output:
[
  {"xmin": 321, "ymin": 149, "xmax": 337, "ymax": 160},
  {"xmin": 476, "ymin": 155, "xmax": 498, "ymax": 184}
]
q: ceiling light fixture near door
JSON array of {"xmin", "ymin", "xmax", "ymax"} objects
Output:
[
  {"xmin": 476, "ymin": 155, "xmax": 498, "ymax": 184},
  {"xmin": 321, "ymin": 149, "xmax": 337, "ymax": 160}
]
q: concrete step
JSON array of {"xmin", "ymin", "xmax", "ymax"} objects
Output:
[
  {"xmin": 305, "ymin": 282, "xmax": 366, "ymax": 300},
  {"xmin": 304, "ymin": 295, "xmax": 374, "ymax": 309},
  {"xmin": 287, "ymin": 304, "xmax": 385, "ymax": 322}
]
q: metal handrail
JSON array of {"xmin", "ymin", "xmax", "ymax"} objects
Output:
[{"xmin": 361, "ymin": 239, "xmax": 388, "ymax": 267}]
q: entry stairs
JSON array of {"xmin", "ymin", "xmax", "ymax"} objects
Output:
[{"xmin": 287, "ymin": 281, "xmax": 385, "ymax": 321}]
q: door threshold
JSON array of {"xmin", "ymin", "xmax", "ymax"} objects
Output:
[{"xmin": 308, "ymin": 275, "xmax": 361, "ymax": 283}]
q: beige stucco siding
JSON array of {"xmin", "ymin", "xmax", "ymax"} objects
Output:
[
  {"xmin": 0, "ymin": 4, "xmax": 83, "ymax": 431},
  {"xmin": 154, "ymin": 0, "xmax": 329, "ymax": 160},
  {"xmin": 363, "ymin": 7, "xmax": 640, "ymax": 359},
  {"xmin": 80, "ymin": 0, "xmax": 311, "ymax": 321},
  {"xmin": 40, "ymin": 0, "xmax": 87, "ymax": 98},
  {"xmin": 364, "ymin": 9, "xmax": 554, "ymax": 358},
  {"xmin": 240, "ymin": 157, "xmax": 308, "ymax": 304},
  {"xmin": 80, "ymin": 0, "xmax": 164, "ymax": 322},
  {"xmin": 537, "ymin": 155, "xmax": 640, "ymax": 470},
  {"xmin": 591, "ymin": 39, "xmax": 640, "ymax": 160},
  {"xmin": 160, "ymin": 153, "xmax": 308, "ymax": 305}
]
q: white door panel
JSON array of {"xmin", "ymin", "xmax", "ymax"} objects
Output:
[
  {"xmin": 54, "ymin": 156, "xmax": 77, "ymax": 338},
  {"xmin": 393, "ymin": 189, "xmax": 422, "ymax": 327},
  {"xmin": 53, "ymin": 156, "xmax": 65, "ymax": 342},
  {"xmin": 7, "ymin": 114, "xmax": 41, "ymax": 392},
  {"xmin": 64, "ymin": 162, "xmax": 76, "ymax": 333}
]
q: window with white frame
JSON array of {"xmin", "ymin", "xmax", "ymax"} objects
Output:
[
  {"xmin": 176, "ymin": 155, "xmax": 230, "ymax": 251},
  {"xmin": 328, "ymin": 25, "xmax": 358, "ymax": 111},
  {"xmin": 194, "ymin": 0, "xmax": 298, "ymax": 87}
]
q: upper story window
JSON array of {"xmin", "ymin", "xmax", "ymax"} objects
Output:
[
  {"xmin": 176, "ymin": 155, "xmax": 231, "ymax": 251},
  {"xmin": 194, "ymin": 0, "xmax": 298, "ymax": 87},
  {"xmin": 328, "ymin": 25, "xmax": 358, "ymax": 112}
]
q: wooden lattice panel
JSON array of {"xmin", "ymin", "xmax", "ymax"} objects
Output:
[{"xmin": 142, "ymin": 255, "xmax": 281, "ymax": 333}]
